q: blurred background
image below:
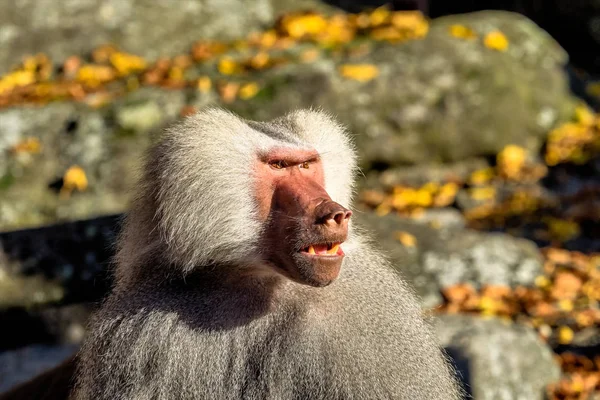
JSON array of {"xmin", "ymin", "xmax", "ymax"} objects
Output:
[{"xmin": 0, "ymin": 1, "xmax": 599, "ymax": 398}]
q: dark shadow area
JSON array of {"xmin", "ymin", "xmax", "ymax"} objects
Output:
[
  {"xmin": 103, "ymin": 269, "xmax": 283, "ymax": 333},
  {"xmin": 0, "ymin": 214, "xmax": 121, "ymax": 305},
  {"xmin": 0, "ymin": 304, "xmax": 93, "ymax": 352},
  {"xmin": 444, "ymin": 346, "xmax": 473, "ymax": 399},
  {"xmin": 0, "ymin": 354, "xmax": 77, "ymax": 400}
]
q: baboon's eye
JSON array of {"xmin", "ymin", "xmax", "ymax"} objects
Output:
[
  {"xmin": 269, "ymin": 160, "xmax": 287, "ymax": 169},
  {"xmin": 300, "ymin": 161, "xmax": 310, "ymax": 169}
]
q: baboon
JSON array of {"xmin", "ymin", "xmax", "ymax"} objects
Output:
[{"xmin": 71, "ymin": 108, "xmax": 462, "ymax": 399}]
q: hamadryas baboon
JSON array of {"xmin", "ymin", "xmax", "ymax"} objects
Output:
[{"xmin": 70, "ymin": 108, "xmax": 462, "ymax": 399}]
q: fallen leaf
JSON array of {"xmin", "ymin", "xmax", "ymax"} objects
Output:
[
  {"xmin": 239, "ymin": 82, "xmax": 260, "ymax": 99},
  {"xmin": 339, "ymin": 64, "xmax": 379, "ymax": 82},
  {"xmin": 394, "ymin": 231, "xmax": 417, "ymax": 247},
  {"xmin": 448, "ymin": 24, "xmax": 477, "ymax": 40},
  {"xmin": 484, "ymin": 30, "xmax": 509, "ymax": 51}
]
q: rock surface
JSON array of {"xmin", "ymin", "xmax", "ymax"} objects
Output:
[
  {"xmin": 435, "ymin": 314, "xmax": 561, "ymax": 400},
  {"xmin": 231, "ymin": 11, "xmax": 576, "ymax": 167},
  {"xmin": 354, "ymin": 210, "xmax": 544, "ymax": 308},
  {"xmin": 0, "ymin": 0, "xmax": 334, "ymax": 74},
  {"xmin": 0, "ymin": 11, "xmax": 577, "ymax": 230},
  {"xmin": 0, "ymin": 344, "xmax": 78, "ymax": 393},
  {"xmin": 0, "ymin": 88, "xmax": 187, "ymax": 230}
]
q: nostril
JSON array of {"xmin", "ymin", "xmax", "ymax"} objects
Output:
[
  {"xmin": 315, "ymin": 201, "xmax": 352, "ymax": 225},
  {"xmin": 333, "ymin": 210, "xmax": 352, "ymax": 225},
  {"xmin": 332, "ymin": 211, "xmax": 344, "ymax": 225}
]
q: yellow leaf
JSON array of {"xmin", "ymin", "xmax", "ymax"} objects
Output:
[
  {"xmin": 319, "ymin": 15, "xmax": 355, "ymax": 45},
  {"xmin": 339, "ymin": 64, "xmax": 379, "ymax": 82},
  {"xmin": 574, "ymin": 103, "xmax": 595, "ymax": 126},
  {"xmin": 421, "ymin": 182, "xmax": 439, "ymax": 193},
  {"xmin": 369, "ymin": 6, "xmax": 391, "ymax": 27},
  {"xmin": 77, "ymin": 65, "xmax": 115, "ymax": 86},
  {"xmin": 570, "ymin": 376, "xmax": 585, "ymax": 393},
  {"xmin": 534, "ymin": 275, "xmax": 551, "ymax": 289},
  {"xmin": 469, "ymin": 186, "xmax": 496, "ymax": 201},
  {"xmin": 413, "ymin": 188, "xmax": 433, "ymax": 207},
  {"xmin": 558, "ymin": 299, "xmax": 574, "ymax": 312},
  {"xmin": 557, "ymin": 326, "xmax": 574, "ymax": 344},
  {"xmin": 62, "ymin": 165, "xmax": 88, "ymax": 197},
  {"xmin": 279, "ymin": 13, "xmax": 328, "ymax": 39},
  {"xmin": 196, "ymin": 76, "xmax": 212, "ymax": 93},
  {"xmin": 0, "ymin": 70, "xmax": 36, "ymax": 94},
  {"xmin": 394, "ymin": 231, "xmax": 417, "ymax": 247},
  {"xmin": 248, "ymin": 52, "xmax": 270, "ymax": 70},
  {"xmin": 497, "ymin": 144, "xmax": 527, "ymax": 180},
  {"xmin": 11, "ymin": 137, "xmax": 41, "ymax": 154},
  {"xmin": 218, "ymin": 57, "xmax": 240, "ymax": 75},
  {"xmin": 258, "ymin": 30, "xmax": 278, "ymax": 48},
  {"xmin": 391, "ymin": 11, "xmax": 429, "ymax": 38},
  {"xmin": 433, "ymin": 182, "xmax": 459, "ymax": 207},
  {"xmin": 110, "ymin": 52, "xmax": 147, "ymax": 76},
  {"xmin": 239, "ymin": 82, "xmax": 260, "ymax": 99},
  {"xmin": 370, "ymin": 27, "xmax": 403, "ymax": 42},
  {"xmin": 448, "ymin": 24, "xmax": 477, "ymax": 40},
  {"xmin": 484, "ymin": 30, "xmax": 509, "ymax": 51},
  {"xmin": 469, "ymin": 167, "xmax": 495, "ymax": 185},
  {"xmin": 479, "ymin": 296, "xmax": 498, "ymax": 314},
  {"xmin": 168, "ymin": 67, "xmax": 184, "ymax": 81}
]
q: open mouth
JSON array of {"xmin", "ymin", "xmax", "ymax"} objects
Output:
[{"xmin": 300, "ymin": 242, "xmax": 344, "ymax": 257}]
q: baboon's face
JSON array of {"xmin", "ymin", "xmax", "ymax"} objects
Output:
[{"xmin": 254, "ymin": 147, "xmax": 352, "ymax": 287}]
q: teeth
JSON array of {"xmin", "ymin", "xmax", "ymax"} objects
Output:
[
  {"xmin": 327, "ymin": 244, "xmax": 339, "ymax": 255},
  {"xmin": 308, "ymin": 245, "xmax": 316, "ymax": 255}
]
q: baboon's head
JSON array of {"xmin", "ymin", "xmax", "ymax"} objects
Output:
[{"xmin": 117, "ymin": 108, "xmax": 357, "ymax": 287}]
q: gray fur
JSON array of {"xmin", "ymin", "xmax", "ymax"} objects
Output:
[{"xmin": 72, "ymin": 108, "xmax": 463, "ymax": 400}]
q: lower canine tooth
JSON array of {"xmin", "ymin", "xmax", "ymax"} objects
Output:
[
  {"xmin": 308, "ymin": 245, "xmax": 316, "ymax": 255},
  {"xmin": 327, "ymin": 244, "xmax": 339, "ymax": 255}
]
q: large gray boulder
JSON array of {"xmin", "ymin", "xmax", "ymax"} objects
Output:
[
  {"xmin": 0, "ymin": 11, "xmax": 576, "ymax": 230},
  {"xmin": 354, "ymin": 210, "xmax": 544, "ymax": 308},
  {"xmin": 231, "ymin": 11, "xmax": 575, "ymax": 167},
  {"xmin": 0, "ymin": 87, "xmax": 189, "ymax": 230},
  {"xmin": 436, "ymin": 314, "xmax": 561, "ymax": 400}
]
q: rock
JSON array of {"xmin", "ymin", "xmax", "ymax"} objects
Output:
[
  {"xmin": 0, "ymin": 344, "xmax": 78, "ymax": 393},
  {"xmin": 435, "ymin": 314, "xmax": 561, "ymax": 400},
  {"xmin": 0, "ymin": 0, "xmax": 334, "ymax": 74},
  {"xmin": 0, "ymin": 12, "xmax": 577, "ymax": 230},
  {"xmin": 0, "ymin": 87, "xmax": 188, "ymax": 230},
  {"xmin": 427, "ymin": 0, "xmax": 600, "ymax": 75},
  {"xmin": 0, "ymin": 102, "xmax": 113, "ymax": 229},
  {"xmin": 231, "ymin": 11, "xmax": 576, "ymax": 168},
  {"xmin": 0, "ymin": 272, "xmax": 64, "ymax": 309},
  {"xmin": 112, "ymin": 87, "xmax": 187, "ymax": 134},
  {"xmin": 407, "ymin": 207, "xmax": 467, "ymax": 231},
  {"xmin": 354, "ymin": 210, "xmax": 544, "ymax": 308},
  {"xmin": 376, "ymin": 158, "xmax": 490, "ymax": 188}
]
